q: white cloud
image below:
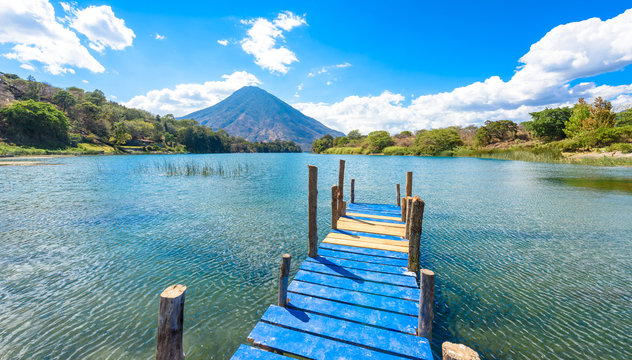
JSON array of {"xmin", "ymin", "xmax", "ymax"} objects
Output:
[
  {"xmin": 81, "ymin": 79, "xmax": 89, "ymax": 83},
  {"xmin": 155, "ymin": 33, "xmax": 165, "ymax": 40},
  {"xmin": 308, "ymin": 62, "xmax": 351, "ymax": 77},
  {"xmin": 64, "ymin": 4, "xmax": 135, "ymax": 52},
  {"xmin": 124, "ymin": 71, "xmax": 261, "ymax": 116},
  {"xmin": 326, "ymin": 80, "xmax": 332, "ymax": 86},
  {"xmin": 295, "ymin": 9, "xmax": 632, "ymax": 133},
  {"xmin": 217, "ymin": 39, "xmax": 228, "ymax": 46},
  {"xmin": 240, "ymin": 11, "xmax": 306, "ymax": 74},
  {"xmin": 20, "ymin": 63, "xmax": 35, "ymax": 71},
  {"xmin": 0, "ymin": 0, "xmax": 105, "ymax": 74}
]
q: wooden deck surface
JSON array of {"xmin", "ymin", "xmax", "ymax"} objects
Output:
[{"xmin": 230, "ymin": 202, "xmax": 431, "ymax": 360}]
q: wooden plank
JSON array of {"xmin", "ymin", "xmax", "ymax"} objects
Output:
[
  {"xmin": 294, "ymin": 270, "xmax": 419, "ymax": 301},
  {"xmin": 299, "ymin": 261, "xmax": 418, "ymax": 288},
  {"xmin": 319, "ymin": 242, "xmax": 409, "ymax": 260},
  {"xmin": 343, "ymin": 215, "xmax": 405, "ymax": 225},
  {"xmin": 337, "ymin": 218, "xmax": 406, "ymax": 237},
  {"xmin": 231, "ymin": 345, "xmax": 291, "ymax": 359},
  {"xmin": 305, "ymin": 255, "xmax": 412, "ymax": 276},
  {"xmin": 325, "ymin": 233, "xmax": 408, "ymax": 249},
  {"xmin": 332, "ymin": 229, "xmax": 404, "ymax": 241},
  {"xmin": 349, "ymin": 202, "xmax": 401, "ymax": 211},
  {"xmin": 346, "ymin": 212, "xmax": 404, "ymax": 222},
  {"xmin": 261, "ymin": 305, "xmax": 432, "ymax": 360},
  {"xmin": 287, "ymin": 292, "xmax": 418, "ymax": 334},
  {"xmin": 288, "ymin": 280, "xmax": 419, "ymax": 316},
  {"xmin": 248, "ymin": 322, "xmax": 410, "ymax": 360},
  {"xmin": 323, "ymin": 237, "xmax": 409, "ymax": 253},
  {"xmin": 317, "ymin": 248, "xmax": 409, "ymax": 268}
]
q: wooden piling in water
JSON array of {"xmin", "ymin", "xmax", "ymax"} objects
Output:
[
  {"xmin": 331, "ymin": 185, "xmax": 339, "ymax": 229},
  {"xmin": 308, "ymin": 165, "xmax": 318, "ymax": 258},
  {"xmin": 341, "ymin": 201, "xmax": 347, "ymax": 216},
  {"xmin": 408, "ymin": 197, "xmax": 425, "ymax": 273},
  {"xmin": 401, "ymin": 197, "xmax": 407, "ymax": 222},
  {"xmin": 278, "ymin": 254, "xmax": 291, "ymax": 307},
  {"xmin": 338, "ymin": 160, "xmax": 345, "ymax": 212},
  {"xmin": 442, "ymin": 342, "xmax": 481, "ymax": 360},
  {"xmin": 156, "ymin": 284, "xmax": 186, "ymax": 360},
  {"xmin": 406, "ymin": 172, "xmax": 413, "ymax": 197},
  {"xmin": 350, "ymin": 179, "xmax": 355, "ymax": 204},
  {"xmin": 405, "ymin": 196, "xmax": 413, "ymax": 239},
  {"xmin": 396, "ymin": 184, "xmax": 401, "ymax": 206},
  {"xmin": 417, "ymin": 269, "xmax": 435, "ymax": 342}
]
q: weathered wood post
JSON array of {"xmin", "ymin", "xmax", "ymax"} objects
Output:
[
  {"xmin": 341, "ymin": 201, "xmax": 347, "ymax": 216},
  {"xmin": 308, "ymin": 165, "xmax": 318, "ymax": 258},
  {"xmin": 278, "ymin": 254, "xmax": 291, "ymax": 307},
  {"xmin": 406, "ymin": 171, "xmax": 413, "ymax": 197},
  {"xmin": 408, "ymin": 197, "xmax": 425, "ymax": 273},
  {"xmin": 401, "ymin": 197, "xmax": 407, "ymax": 222},
  {"xmin": 442, "ymin": 342, "xmax": 481, "ymax": 360},
  {"xmin": 417, "ymin": 269, "xmax": 435, "ymax": 342},
  {"xmin": 331, "ymin": 185, "xmax": 338, "ymax": 229},
  {"xmin": 350, "ymin": 179, "xmax": 355, "ymax": 204},
  {"xmin": 338, "ymin": 160, "xmax": 345, "ymax": 212},
  {"xmin": 156, "ymin": 284, "xmax": 186, "ymax": 360},
  {"xmin": 405, "ymin": 196, "xmax": 413, "ymax": 239},
  {"xmin": 396, "ymin": 184, "xmax": 401, "ymax": 206}
]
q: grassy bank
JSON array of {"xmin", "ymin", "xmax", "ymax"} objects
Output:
[{"xmin": 0, "ymin": 142, "xmax": 120, "ymax": 156}]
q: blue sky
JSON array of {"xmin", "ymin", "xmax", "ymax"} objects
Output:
[{"xmin": 1, "ymin": 0, "xmax": 632, "ymax": 133}]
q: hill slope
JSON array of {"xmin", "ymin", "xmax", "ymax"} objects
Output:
[{"xmin": 181, "ymin": 86, "xmax": 344, "ymax": 150}]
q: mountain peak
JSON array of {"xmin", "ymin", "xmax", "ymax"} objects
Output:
[{"xmin": 181, "ymin": 87, "xmax": 343, "ymax": 150}]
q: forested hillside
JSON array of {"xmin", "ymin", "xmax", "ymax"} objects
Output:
[{"xmin": 0, "ymin": 73, "xmax": 301, "ymax": 155}]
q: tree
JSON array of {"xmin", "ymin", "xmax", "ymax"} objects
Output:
[
  {"xmin": 366, "ymin": 131, "xmax": 394, "ymax": 153},
  {"xmin": 0, "ymin": 100, "xmax": 70, "ymax": 147},
  {"xmin": 78, "ymin": 101, "xmax": 109, "ymax": 136},
  {"xmin": 415, "ymin": 128, "xmax": 463, "ymax": 155},
  {"xmin": 617, "ymin": 108, "xmax": 632, "ymax": 126},
  {"xmin": 564, "ymin": 98, "xmax": 590, "ymax": 138},
  {"xmin": 475, "ymin": 120, "xmax": 518, "ymax": 146},
  {"xmin": 110, "ymin": 121, "xmax": 131, "ymax": 145},
  {"xmin": 584, "ymin": 97, "xmax": 616, "ymax": 131},
  {"xmin": 24, "ymin": 75, "xmax": 42, "ymax": 101},
  {"xmin": 347, "ymin": 129, "xmax": 362, "ymax": 140},
  {"xmin": 311, "ymin": 134, "xmax": 334, "ymax": 153},
  {"xmin": 52, "ymin": 90, "xmax": 77, "ymax": 113},
  {"xmin": 84, "ymin": 89, "xmax": 106, "ymax": 106},
  {"xmin": 528, "ymin": 107, "xmax": 572, "ymax": 141}
]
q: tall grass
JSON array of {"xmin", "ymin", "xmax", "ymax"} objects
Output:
[{"xmin": 142, "ymin": 160, "xmax": 252, "ymax": 177}]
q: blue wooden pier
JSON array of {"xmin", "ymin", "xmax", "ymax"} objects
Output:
[{"xmin": 230, "ymin": 162, "xmax": 434, "ymax": 360}]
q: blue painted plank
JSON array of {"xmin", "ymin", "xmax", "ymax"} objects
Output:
[
  {"xmin": 287, "ymin": 292, "xmax": 418, "ymax": 334},
  {"xmin": 350, "ymin": 203, "xmax": 401, "ymax": 211},
  {"xmin": 231, "ymin": 344, "xmax": 290, "ymax": 359},
  {"xmin": 261, "ymin": 305, "xmax": 432, "ymax": 360},
  {"xmin": 331, "ymin": 229, "xmax": 405, "ymax": 241},
  {"xmin": 295, "ymin": 270, "xmax": 419, "ymax": 301},
  {"xmin": 343, "ymin": 215, "xmax": 404, "ymax": 224},
  {"xmin": 345, "ymin": 209, "xmax": 402, "ymax": 218},
  {"xmin": 248, "ymin": 322, "xmax": 410, "ymax": 360},
  {"xmin": 320, "ymin": 242, "xmax": 409, "ymax": 260},
  {"xmin": 306, "ymin": 255, "xmax": 412, "ymax": 276},
  {"xmin": 318, "ymin": 248, "xmax": 409, "ymax": 268},
  {"xmin": 288, "ymin": 280, "xmax": 418, "ymax": 316},
  {"xmin": 299, "ymin": 261, "xmax": 418, "ymax": 288}
]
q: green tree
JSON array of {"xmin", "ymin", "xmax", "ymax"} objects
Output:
[
  {"xmin": 110, "ymin": 121, "xmax": 132, "ymax": 145},
  {"xmin": 311, "ymin": 134, "xmax": 334, "ymax": 153},
  {"xmin": 564, "ymin": 98, "xmax": 590, "ymax": 138},
  {"xmin": 415, "ymin": 128, "xmax": 463, "ymax": 155},
  {"xmin": 84, "ymin": 89, "xmax": 106, "ymax": 106},
  {"xmin": 51, "ymin": 89, "xmax": 77, "ymax": 113},
  {"xmin": 616, "ymin": 108, "xmax": 632, "ymax": 126},
  {"xmin": 584, "ymin": 97, "xmax": 616, "ymax": 131},
  {"xmin": 78, "ymin": 101, "xmax": 109, "ymax": 136},
  {"xmin": 528, "ymin": 107, "xmax": 572, "ymax": 141},
  {"xmin": 347, "ymin": 129, "xmax": 362, "ymax": 140},
  {"xmin": 24, "ymin": 75, "xmax": 42, "ymax": 101},
  {"xmin": 0, "ymin": 100, "xmax": 70, "ymax": 147},
  {"xmin": 475, "ymin": 120, "xmax": 518, "ymax": 146},
  {"xmin": 366, "ymin": 131, "xmax": 394, "ymax": 153}
]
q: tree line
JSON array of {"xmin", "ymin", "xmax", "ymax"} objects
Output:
[
  {"xmin": 311, "ymin": 97, "xmax": 632, "ymax": 156},
  {"xmin": 0, "ymin": 73, "xmax": 301, "ymax": 154}
]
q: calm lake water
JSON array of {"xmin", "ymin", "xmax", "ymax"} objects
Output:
[{"xmin": 1, "ymin": 153, "xmax": 631, "ymax": 359}]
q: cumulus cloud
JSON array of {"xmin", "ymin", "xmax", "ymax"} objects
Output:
[
  {"xmin": 64, "ymin": 3, "xmax": 135, "ymax": 52},
  {"xmin": 240, "ymin": 11, "xmax": 306, "ymax": 74},
  {"xmin": 155, "ymin": 33, "xmax": 165, "ymax": 40},
  {"xmin": 20, "ymin": 63, "xmax": 35, "ymax": 71},
  {"xmin": 217, "ymin": 39, "xmax": 228, "ymax": 46},
  {"xmin": 0, "ymin": 0, "xmax": 105, "ymax": 74},
  {"xmin": 296, "ymin": 9, "xmax": 632, "ymax": 133},
  {"xmin": 124, "ymin": 71, "xmax": 261, "ymax": 116}
]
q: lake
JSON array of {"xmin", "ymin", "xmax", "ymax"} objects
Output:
[{"xmin": 0, "ymin": 153, "xmax": 631, "ymax": 359}]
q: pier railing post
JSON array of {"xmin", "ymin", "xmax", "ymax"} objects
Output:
[
  {"xmin": 417, "ymin": 269, "xmax": 435, "ymax": 342},
  {"xmin": 442, "ymin": 342, "xmax": 481, "ymax": 360},
  {"xmin": 405, "ymin": 196, "xmax": 413, "ymax": 239},
  {"xmin": 350, "ymin": 179, "xmax": 355, "ymax": 204},
  {"xmin": 396, "ymin": 184, "xmax": 401, "ymax": 206},
  {"xmin": 341, "ymin": 201, "xmax": 347, "ymax": 216},
  {"xmin": 308, "ymin": 165, "xmax": 318, "ymax": 258},
  {"xmin": 406, "ymin": 171, "xmax": 413, "ymax": 197},
  {"xmin": 408, "ymin": 197, "xmax": 425, "ymax": 273},
  {"xmin": 278, "ymin": 254, "xmax": 291, "ymax": 307},
  {"xmin": 331, "ymin": 185, "xmax": 339, "ymax": 229},
  {"xmin": 156, "ymin": 284, "xmax": 186, "ymax": 360},
  {"xmin": 401, "ymin": 197, "xmax": 407, "ymax": 222}
]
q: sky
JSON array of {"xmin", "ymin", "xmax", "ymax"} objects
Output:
[{"xmin": 1, "ymin": 0, "xmax": 632, "ymax": 134}]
